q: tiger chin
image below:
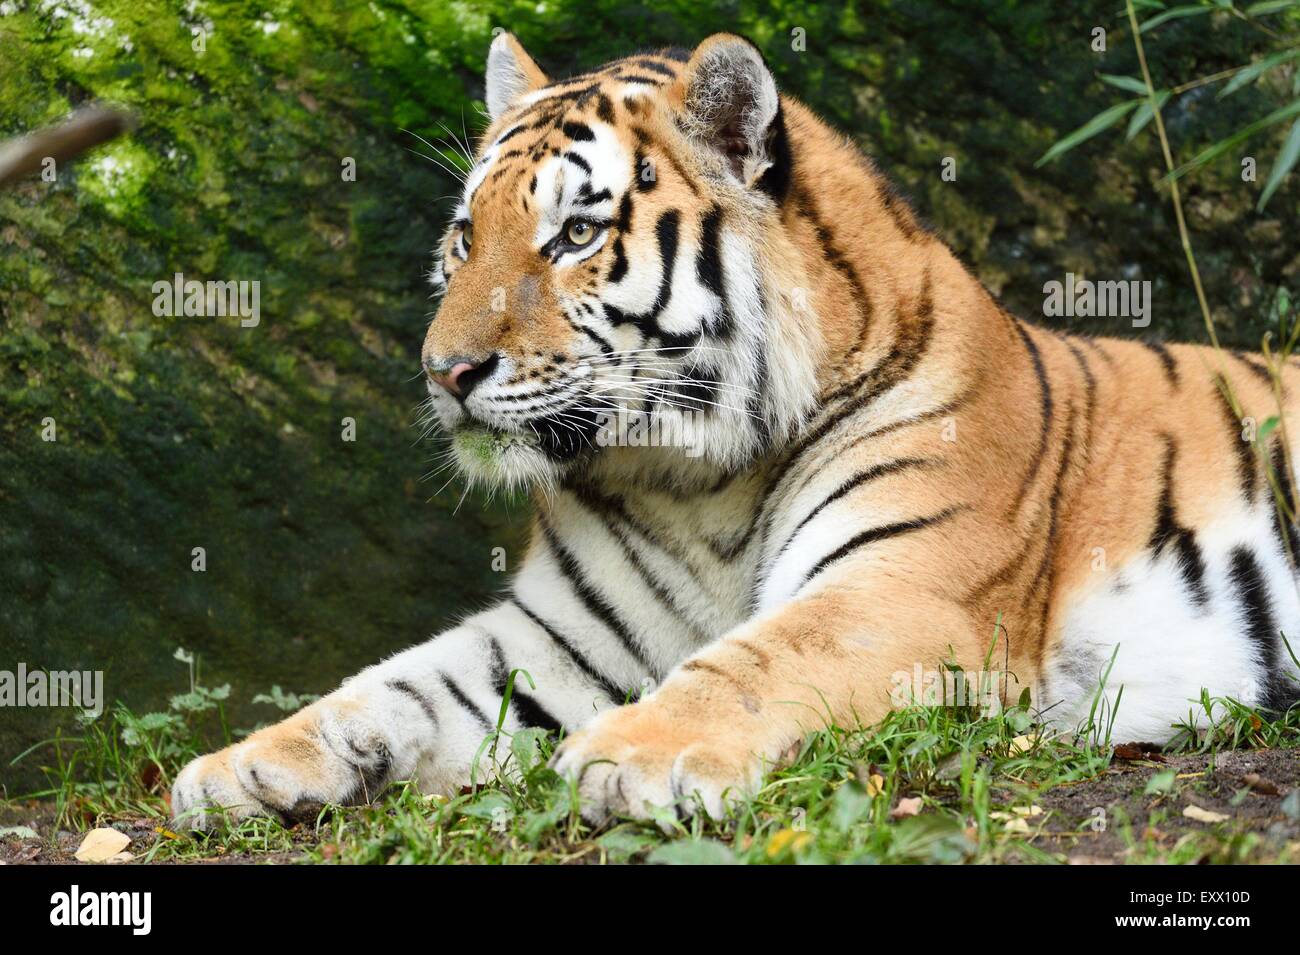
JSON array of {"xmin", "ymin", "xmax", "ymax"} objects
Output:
[{"xmin": 171, "ymin": 32, "xmax": 1300, "ymax": 830}]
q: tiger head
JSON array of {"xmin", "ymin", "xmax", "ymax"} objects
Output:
[{"xmin": 423, "ymin": 33, "xmax": 826, "ymax": 492}]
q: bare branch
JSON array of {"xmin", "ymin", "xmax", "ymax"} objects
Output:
[{"xmin": 0, "ymin": 105, "xmax": 135, "ymax": 189}]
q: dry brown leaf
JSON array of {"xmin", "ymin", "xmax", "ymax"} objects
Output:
[
  {"xmin": 1009, "ymin": 734, "xmax": 1036, "ymax": 753},
  {"xmin": 991, "ymin": 805, "xmax": 1042, "ymax": 828},
  {"xmin": 1113, "ymin": 742, "xmax": 1167, "ymax": 762},
  {"xmin": 1243, "ymin": 773, "xmax": 1280, "ymax": 796},
  {"xmin": 1182, "ymin": 805, "xmax": 1230, "ymax": 824},
  {"xmin": 852, "ymin": 761, "xmax": 882, "ymax": 789},
  {"xmin": 74, "ymin": 827, "xmax": 131, "ymax": 863},
  {"xmin": 935, "ymin": 752, "xmax": 964, "ymax": 780}
]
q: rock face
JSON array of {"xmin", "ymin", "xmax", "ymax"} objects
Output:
[{"xmin": 0, "ymin": 2, "xmax": 1296, "ymax": 784}]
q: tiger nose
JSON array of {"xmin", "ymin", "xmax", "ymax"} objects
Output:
[{"xmin": 426, "ymin": 354, "xmax": 499, "ymax": 399}]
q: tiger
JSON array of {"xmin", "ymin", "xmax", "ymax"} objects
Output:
[{"xmin": 171, "ymin": 32, "xmax": 1300, "ymax": 828}]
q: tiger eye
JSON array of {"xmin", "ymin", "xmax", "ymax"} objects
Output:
[
  {"xmin": 462, "ymin": 224, "xmax": 473, "ymax": 249},
  {"xmin": 567, "ymin": 220, "xmax": 595, "ymax": 246}
]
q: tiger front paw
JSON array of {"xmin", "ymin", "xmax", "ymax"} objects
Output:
[
  {"xmin": 550, "ymin": 699, "xmax": 764, "ymax": 828},
  {"xmin": 170, "ymin": 703, "xmax": 392, "ymax": 830}
]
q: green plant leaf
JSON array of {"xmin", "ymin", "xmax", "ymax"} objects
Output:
[
  {"xmin": 831, "ymin": 782, "xmax": 873, "ymax": 832},
  {"xmin": 1100, "ymin": 73, "xmax": 1151, "ymax": 94},
  {"xmin": 1259, "ymin": 117, "xmax": 1300, "ymax": 210},
  {"xmin": 596, "ymin": 828, "xmax": 659, "ymax": 862},
  {"xmin": 1167, "ymin": 97, "xmax": 1300, "ymax": 181},
  {"xmin": 1008, "ymin": 706, "xmax": 1035, "ymax": 733},
  {"xmin": 1246, "ymin": 0, "xmax": 1300, "ymax": 14},
  {"xmin": 905, "ymin": 732, "xmax": 941, "ymax": 757},
  {"xmin": 456, "ymin": 790, "xmax": 512, "ymax": 821},
  {"xmin": 1140, "ymin": 4, "xmax": 1219, "ymax": 32},
  {"xmin": 1144, "ymin": 769, "xmax": 1178, "ymax": 795},
  {"xmin": 1219, "ymin": 49, "xmax": 1300, "ymax": 99},
  {"xmin": 1127, "ymin": 91, "xmax": 1171, "ymax": 140},
  {"xmin": 1258, "ymin": 415, "xmax": 1282, "ymax": 442},
  {"xmin": 647, "ymin": 838, "xmax": 739, "ymax": 865},
  {"xmin": 1036, "ymin": 99, "xmax": 1141, "ymax": 167},
  {"xmin": 510, "ymin": 727, "xmax": 549, "ymax": 773}
]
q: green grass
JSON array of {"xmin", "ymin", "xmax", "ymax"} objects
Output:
[{"xmin": 4, "ymin": 651, "xmax": 1299, "ymax": 865}]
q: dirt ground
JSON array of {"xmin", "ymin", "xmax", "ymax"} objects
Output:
[
  {"xmin": 1022, "ymin": 748, "xmax": 1300, "ymax": 863},
  {"xmin": 0, "ymin": 802, "xmax": 310, "ymax": 865}
]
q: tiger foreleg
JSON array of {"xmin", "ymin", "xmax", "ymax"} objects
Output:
[
  {"xmin": 170, "ymin": 601, "xmax": 625, "ymax": 829},
  {"xmin": 551, "ymin": 586, "xmax": 988, "ymax": 826}
]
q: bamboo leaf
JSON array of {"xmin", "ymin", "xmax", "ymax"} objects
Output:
[
  {"xmin": 1036, "ymin": 100, "xmax": 1141, "ymax": 167},
  {"xmin": 1245, "ymin": 0, "xmax": 1300, "ymax": 14},
  {"xmin": 1140, "ymin": 5, "xmax": 1219, "ymax": 32},
  {"xmin": 1219, "ymin": 49, "xmax": 1300, "ymax": 99},
  {"xmin": 1166, "ymin": 97, "xmax": 1300, "ymax": 181},
  {"xmin": 1100, "ymin": 73, "xmax": 1151, "ymax": 95},
  {"xmin": 1259, "ymin": 117, "xmax": 1300, "ymax": 210},
  {"xmin": 1127, "ymin": 91, "xmax": 1171, "ymax": 140}
]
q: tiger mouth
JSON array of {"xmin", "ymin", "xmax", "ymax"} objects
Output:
[
  {"xmin": 452, "ymin": 423, "xmax": 539, "ymax": 460},
  {"xmin": 453, "ymin": 407, "xmax": 602, "ymax": 462}
]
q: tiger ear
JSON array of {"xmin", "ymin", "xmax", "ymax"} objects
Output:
[
  {"xmin": 678, "ymin": 34, "xmax": 787, "ymax": 195},
  {"xmin": 485, "ymin": 32, "xmax": 549, "ymax": 122}
]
